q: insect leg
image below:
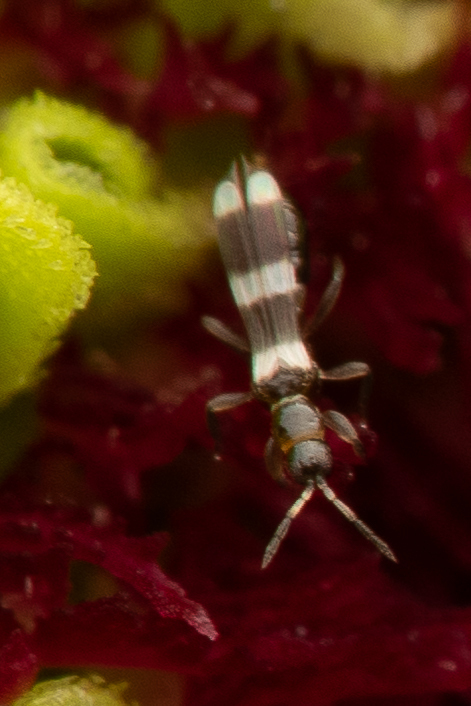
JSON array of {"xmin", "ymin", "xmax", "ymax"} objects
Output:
[
  {"xmin": 262, "ymin": 480, "xmax": 315, "ymax": 569},
  {"xmin": 264, "ymin": 436, "xmax": 287, "ymax": 484},
  {"xmin": 304, "ymin": 256, "xmax": 345, "ymax": 336},
  {"xmin": 315, "ymin": 474, "xmax": 397, "ymax": 562},
  {"xmin": 202, "ymin": 315, "xmax": 250, "ymax": 353},
  {"xmin": 320, "ymin": 361, "xmax": 372, "ymax": 417},
  {"xmin": 322, "ymin": 409, "xmax": 365, "ymax": 459},
  {"xmin": 207, "ymin": 391, "xmax": 253, "ymax": 458}
]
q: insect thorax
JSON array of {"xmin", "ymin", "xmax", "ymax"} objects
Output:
[{"xmin": 253, "ymin": 364, "xmax": 316, "ymax": 404}]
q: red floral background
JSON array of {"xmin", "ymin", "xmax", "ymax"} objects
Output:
[{"xmin": 1, "ymin": 1, "xmax": 471, "ymax": 705}]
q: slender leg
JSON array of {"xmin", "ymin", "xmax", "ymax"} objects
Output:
[
  {"xmin": 202, "ymin": 315, "xmax": 249, "ymax": 353},
  {"xmin": 262, "ymin": 480, "xmax": 315, "ymax": 569},
  {"xmin": 315, "ymin": 474, "xmax": 397, "ymax": 562},
  {"xmin": 304, "ymin": 256, "xmax": 345, "ymax": 336},
  {"xmin": 207, "ymin": 391, "xmax": 253, "ymax": 458},
  {"xmin": 320, "ymin": 361, "xmax": 372, "ymax": 417},
  {"xmin": 264, "ymin": 436, "xmax": 287, "ymax": 484},
  {"xmin": 323, "ymin": 409, "xmax": 365, "ymax": 459}
]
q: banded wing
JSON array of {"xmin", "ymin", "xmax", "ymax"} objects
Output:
[{"xmin": 213, "ymin": 158, "xmax": 311, "ymax": 386}]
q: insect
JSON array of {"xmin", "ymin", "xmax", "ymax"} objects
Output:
[{"xmin": 203, "ymin": 157, "xmax": 396, "ymax": 568}]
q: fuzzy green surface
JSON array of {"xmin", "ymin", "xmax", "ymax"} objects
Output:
[
  {"xmin": 0, "ymin": 91, "xmax": 155, "ymax": 201},
  {"xmin": 158, "ymin": 0, "xmax": 458, "ymax": 73},
  {"xmin": 12, "ymin": 675, "xmax": 135, "ymax": 706},
  {"xmin": 0, "ymin": 92, "xmax": 215, "ymax": 327},
  {"xmin": 0, "ymin": 176, "xmax": 96, "ymax": 404}
]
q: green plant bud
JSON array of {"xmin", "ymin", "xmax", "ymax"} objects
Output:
[
  {"xmin": 159, "ymin": 0, "xmax": 459, "ymax": 73},
  {"xmin": 12, "ymin": 675, "xmax": 135, "ymax": 706},
  {"xmin": 0, "ymin": 175, "xmax": 96, "ymax": 404},
  {"xmin": 0, "ymin": 91, "xmax": 155, "ymax": 202},
  {"xmin": 0, "ymin": 92, "xmax": 215, "ymax": 327},
  {"xmin": 84, "ymin": 186, "xmax": 215, "ymax": 326},
  {"xmin": 284, "ymin": 0, "xmax": 459, "ymax": 74}
]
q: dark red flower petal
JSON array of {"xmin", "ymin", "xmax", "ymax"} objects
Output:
[
  {"xmin": 37, "ymin": 340, "xmax": 217, "ymax": 518},
  {"xmin": 0, "ymin": 506, "xmax": 217, "ymax": 641},
  {"xmin": 0, "ymin": 626, "xmax": 37, "ymax": 703},
  {"xmin": 142, "ymin": 21, "xmax": 259, "ymax": 134},
  {"xmin": 34, "ymin": 591, "xmax": 213, "ymax": 671},
  {"xmin": 2, "ymin": 0, "xmax": 149, "ymax": 100},
  {"xmin": 171, "ymin": 490, "xmax": 471, "ymax": 705}
]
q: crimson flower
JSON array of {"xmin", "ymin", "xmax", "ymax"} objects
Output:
[{"xmin": 0, "ymin": 2, "xmax": 471, "ymax": 706}]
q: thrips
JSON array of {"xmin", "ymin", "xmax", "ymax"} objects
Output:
[{"xmin": 204, "ymin": 157, "xmax": 396, "ymax": 568}]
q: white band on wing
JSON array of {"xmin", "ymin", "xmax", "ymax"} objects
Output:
[{"xmin": 229, "ymin": 259, "xmax": 295, "ymax": 309}]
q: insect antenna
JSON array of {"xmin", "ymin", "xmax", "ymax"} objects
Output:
[
  {"xmin": 262, "ymin": 480, "xmax": 315, "ymax": 569},
  {"xmin": 315, "ymin": 475, "xmax": 397, "ymax": 562}
]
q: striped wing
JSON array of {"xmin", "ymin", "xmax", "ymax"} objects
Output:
[{"xmin": 213, "ymin": 159, "xmax": 311, "ymax": 385}]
